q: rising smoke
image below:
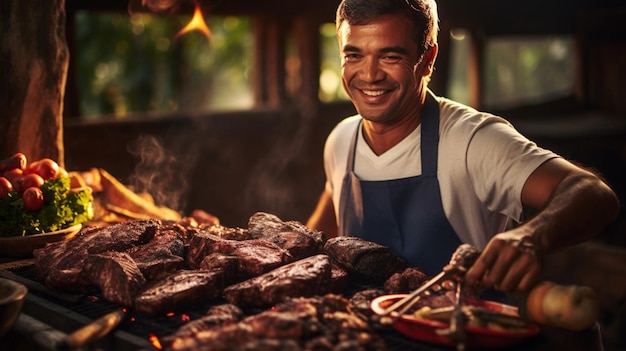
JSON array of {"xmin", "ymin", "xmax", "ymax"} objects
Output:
[{"xmin": 126, "ymin": 134, "xmax": 195, "ymax": 213}]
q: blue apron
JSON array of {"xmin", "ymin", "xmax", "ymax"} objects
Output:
[{"xmin": 337, "ymin": 91, "xmax": 462, "ymax": 276}]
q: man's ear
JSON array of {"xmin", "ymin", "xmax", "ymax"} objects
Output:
[{"xmin": 423, "ymin": 44, "xmax": 438, "ymax": 76}]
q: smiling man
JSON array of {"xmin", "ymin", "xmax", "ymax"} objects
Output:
[{"xmin": 307, "ymin": 0, "xmax": 619, "ymax": 293}]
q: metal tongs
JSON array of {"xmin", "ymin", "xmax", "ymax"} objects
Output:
[{"xmin": 380, "ymin": 244, "xmax": 481, "ymax": 350}]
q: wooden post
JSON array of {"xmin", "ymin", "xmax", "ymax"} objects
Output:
[{"xmin": 0, "ymin": 0, "xmax": 68, "ymax": 167}]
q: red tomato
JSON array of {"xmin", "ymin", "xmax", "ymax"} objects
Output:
[
  {"xmin": 17, "ymin": 173, "xmax": 45, "ymax": 194},
  {"xmin": 22, "ymin": 187, "xmax": 45, "ymax": 211},
  {"xmin": 3, "ymin": 168, "xmax": 23, "ymax": 187},
  {"xmin": 25, "ymin": 158, "xmax": 59, "ymax": 180},
  {"xmin": 0, "ymin": 177, "xmax": 13, "ymax": 199}
]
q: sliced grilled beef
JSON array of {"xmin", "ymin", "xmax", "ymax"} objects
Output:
[
  {"xmin": 33, "ymin": 219, "xmax": 159, "ymax": 291},
  {"xmin": 247, "ymin": 212, "xmax": 325, "ymax": 259},
  {"xmin": 213, "ymin": 239, "xmax": 293, "ymax": 277},
  {"xmin": 126, "ymin": 228, "xmax": 185, "ymax": 281},
  {"xmin": 84, "ymin": 251, "xmax": 147, "ymax": 307},
  {"xmin": 169, "ymin": 294, "xmax": 387, "ymax": 351},
  {"xmin": 204, "ymin": 224, "xmax": 251, "ymax": 240},
  {"xmin": 133, "ymin": 269, "xmax": 225, "ymax": 316},
  {"xmin": 187, "ymin": 230, "xmax": 293, "ymax": 276},
  {"xmin": 198, "ymin": 253, "xmax": 239, "ymax": 284},
  {"xmin": 329, "ymin": 263, "xmax": 351, "ymax": 293},
  {"xmin": 185, "ymin": 230, "xmax": 222, "ymax": 268},
  {"xmin": 162, "ymin": 304, "xmax": 244, "ymax": 348},
  {"xmin": 323, "ymin": 236, "xmax": 407, "ymax": 283},
  {"xmin": 257, "ymin": 230, "xmax": 323, "ymax": 261},
  {"xmin": 223, "ymin": 254, "xmax": 332, "ymax": 308}
]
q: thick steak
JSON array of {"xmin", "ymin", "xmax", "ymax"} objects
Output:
[
  {"xmin": 247, "ymin": 212, "xmax": 326, "ymax": 259},
  {"xmin": 323, "ymin": 236, "xmax": 407, "ymax": 283},
  {"xmin": 223, "ymin": 254, "xmax": 332, "ymax": 308},
  {"xmin": 33, "ymin": 219, "xmax": 159, "ymax": 291},
  {"xmin": 84, "ymin": 251, "xmax": 147, "ymax": 307},
  {"xmin": 133, "ymin": 269, "xmax": 225, "ymax": 316},
  {"xmin": 126, "ymin": 228, "xmax": 185, "ymax": 281},
  {"xmin": 187, "ymin": 230, "xmax": 293, "ymax": 277}
]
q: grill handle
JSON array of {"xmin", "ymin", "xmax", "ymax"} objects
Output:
[{"xmin": 62, "ymin": 309, "xmax": 126, "ymax": 350}]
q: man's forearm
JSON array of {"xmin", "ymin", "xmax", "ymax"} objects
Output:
[{"xmin": 524, "ymin": 172, "xmax": 619, "ymax": 252}]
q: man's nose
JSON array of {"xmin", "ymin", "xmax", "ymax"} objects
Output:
[{"xmin": 359, "ymin": 58, "xmax": 384, "ymax": 82}]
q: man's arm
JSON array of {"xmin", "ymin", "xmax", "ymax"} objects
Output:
[
  {"xmin": 306, "ymin": 190, "xmax": 339, "ymax": 239},
  {"xmin": 466, "ymin": 158, "xmax": 620, "ymax": 292}
]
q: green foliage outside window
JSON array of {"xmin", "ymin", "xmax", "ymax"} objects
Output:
[{"xmin": 74, "ymin": 11, "xmax": 253, "ymax": 119}]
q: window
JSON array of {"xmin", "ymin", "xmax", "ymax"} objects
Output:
[
  {"xmin": 74, "ymin": 11, "xmax": 253, "ymax": 119},
  {"xmin": 319, "ymin": 23, "xmax": 349, "ymax": 102},
  {"xmin": 448, "ymin": 30, "xmax": 575, "ymax": 110}
]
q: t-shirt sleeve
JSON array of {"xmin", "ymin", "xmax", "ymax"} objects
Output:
[{"xmin": 466, "ymin": 122, "xmax": 560, "ymax": 221}]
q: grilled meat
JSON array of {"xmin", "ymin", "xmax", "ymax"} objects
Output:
[
  {"xmin": 162, "ymin": 304, "xmax": 244, "ymax": 348},
  {"xmin": 247, "ymin": 212, "xmax": 325, "ymax": 259},
  {"xmin": 223, "ymin": 254, "xmax": 332, "ymax": 308},
  {"xmin": 323, "ymin": 236, "xmax": 407, "ymax": 283},
  {"xmin": 33, "ymin": 219, "xmax": 159, "ymax": 291},
  {"xmin": 383, "ymin": 267, "xmax": 429, "ymax": 294},
  {"xmin": 187, "ymin": 229, "xmax": 293, "ymax": 276},
  {"xmin": 134, "ymin": 269, "xmax": 225, "ymax": 316},
  {"xmin": 84, "ymin": 251, "xmax": 147, "ymax": 306},
  {"xmin": 168, "ymin": 294, "xmax": 386, "ymax": 351},
  {"xmin": 126, "ymin": 227, "xmax": 185, "ymax": 281},
  {"xmin": 203, "ymin": 224, "xmax": 251, "ymax": 240}
]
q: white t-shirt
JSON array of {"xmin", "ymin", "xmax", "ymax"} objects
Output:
[{"xmin": 323, "ymin": 95, "xmax": 559, "ymax": 249}]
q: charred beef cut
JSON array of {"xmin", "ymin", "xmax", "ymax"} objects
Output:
[
  {"xmin": 133, "ymin": 269, "xmax": 225, "ymax": 316},
  {"xmin": 33, "ymin": 219, "xmax": 160, "ymax": 291},
  {"xmin": 198, "ymin": 253, "xmax": 239, "ymax": 285},
  {"xmin": 328, "ymin": 263, "xmax": 350, "ymax": 293},
  {"xmin": 162, "ymin": 304, "xmax": 244, "ymax": 348},
  {"xmin": 202, "ymin": 224, "xmax": 252, "ymax": 241},
  {"xmin": 383, "ymin": 267, "xmax": 429, "ymax": 294},
  {"xmin": 247, "ymin": 212, "xmax": 325, "ymax": 260},
  {"xmin": 169, "ymin": 311, "xmax": 306, "ymax": 351},
  {"xmin": 126, "ymin": 228, "xmax": 185, "ymax": 280},
  {"xmin": 83, "ymin": 251, "xmax": 146, "ymax": 307},
  {"xmin": 349, "ymin": 288, "xmax": 387, "ymax": 325},
  {"xmin": 186, "ymin": 230, "xmax": 293, "ymax": 276},
  {"xmin": 214, "ymin": 239, "xmax": 294, "ymax": 277},
  {"xmin": 168, "ymin": 295, "xmax": 387, "ymax": 351},
  {"xmin": 223, "ymin": 254, "xmax": 332, "ymax": 308},
  {"xmin": 323, "ymin": 236, "xmax": 407, "ymax": 283}
]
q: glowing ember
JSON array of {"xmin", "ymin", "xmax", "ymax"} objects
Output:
[
  {"xmin": 181, "ymin": 313, "xmax": 190, "ymax": 322},
  {"xmin": 149, "ymin": 333, "xmax": 163, "ymax": 350},
  {"xmin": 166, "ymin": 311, "xmax": 176, "ymax": 317},
  {"xmin": 175, "ymin": 4, "xmax": 211, "ymax": 41}
]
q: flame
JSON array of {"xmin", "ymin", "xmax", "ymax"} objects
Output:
[
  {"xmin": 175, "ymin": 4, "xmax": 211, "ymax": 41},
  {"xmin": 149, "ymin": 333, "xmax": 163, "ymax": 350}
]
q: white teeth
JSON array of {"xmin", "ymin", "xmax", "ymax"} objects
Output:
[{"xmin": 362, "ymin": 90, "xmax": 386, "ymax": 97}]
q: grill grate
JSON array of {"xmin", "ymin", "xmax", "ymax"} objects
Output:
[{"xmin": 9, "ymin": 264, "xmax": 449, "ymax": 351}]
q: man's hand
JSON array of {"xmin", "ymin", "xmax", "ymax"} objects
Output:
[{"xmin": 465, "ymin": 230, "xmax": 543, "ymax": 292}]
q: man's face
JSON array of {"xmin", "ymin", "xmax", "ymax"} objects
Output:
[{"xmin": 338, "ymin": 14, "xmax": 429, "ymax": 125}]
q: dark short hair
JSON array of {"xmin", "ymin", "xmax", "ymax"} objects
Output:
[{"xmin": 336, "ymin": 0, "xmax": 439, "ymax": 54}]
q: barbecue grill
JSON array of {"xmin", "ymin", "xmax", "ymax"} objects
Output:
[
  {"xmin": 0, "ymin": 258, "xmax": 605, "ymax": 351},
  {"xmin": 1, "ymin": 261, "xmax": 448, "ymax": 351}
]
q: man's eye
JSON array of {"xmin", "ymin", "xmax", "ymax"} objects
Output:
[
  {"xmin": 383, "ymin": 55, "xmax": 402, "ymax": 62},
  {"xmin": 343, "ymin": 53, "xmax": 361, "ymax": 61}
]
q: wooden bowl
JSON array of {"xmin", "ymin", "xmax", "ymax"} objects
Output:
[
  {"xmin": 0, "ymin": 223, "xmax": 82, "ymax": 258},
  {"xmin": 0, "ymin": 278, "xmax": 27, "ymax": 337}
]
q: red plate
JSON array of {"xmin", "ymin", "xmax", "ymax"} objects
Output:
[{"xmin": 371, "ymin": 294, "xmax": 540, "ymax": 349}]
